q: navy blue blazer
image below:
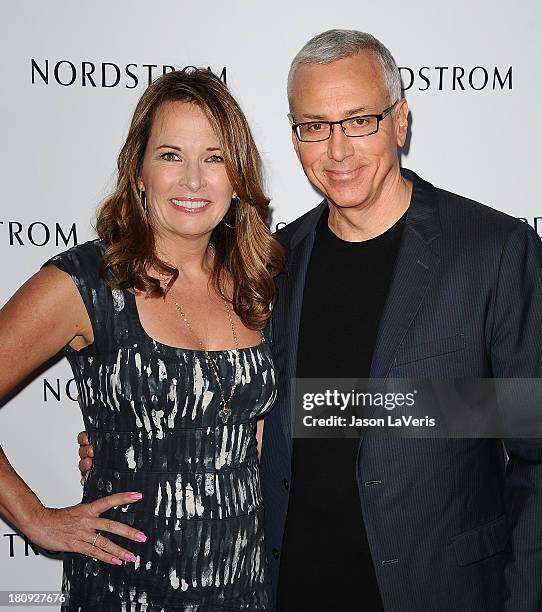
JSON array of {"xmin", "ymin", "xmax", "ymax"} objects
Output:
[{"xmin": 260, "ymin": 169, "xmax": 542, "ymax": 611}]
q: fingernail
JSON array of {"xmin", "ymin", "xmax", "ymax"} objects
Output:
[
  {"xmin": 135, "ymin": 532, "xmax": 147, "ymax": 542},
  {"xmin": 125, "ymin": 553, "xmax": 137, "ymax": 562},
  {"xmin": 130, "ymin": 493, "xmax": 143, "ymax": 500},
  {"xmin": 112, "ymin": 557, "xmax": 123, "ymax": 565}
]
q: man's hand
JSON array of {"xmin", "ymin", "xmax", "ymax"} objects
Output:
[{"xmin": 77, "ymin": 431, "xmax": 94, "ymax": 485}]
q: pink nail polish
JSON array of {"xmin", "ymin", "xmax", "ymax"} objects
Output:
[
  {"xmin": 125, "ymin": 553, "xmax": 137, "ymax": 562},
  {"xmin": 135, "ymin": 532, "xmax": 147, "ymax": 542},
  {"xmin": 129, "ymin": 493, "xmax": 143, "ymax": 500},
  {"xmin": 112, "ymin": 557, "xmax": 123, "ymax": 565}
]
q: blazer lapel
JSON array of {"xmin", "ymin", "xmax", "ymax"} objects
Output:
[
  {"xmin": 273, "ymin": 202, "xmax": 327, "ymax": 445},
  {"xmin": 370, "ymin": 169, "xmax": 442, "ymax": 378}
]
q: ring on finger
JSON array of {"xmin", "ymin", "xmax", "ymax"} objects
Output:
[{"xmin": 92, "ymin": 532, "xmax": 101, "ymax": 547}]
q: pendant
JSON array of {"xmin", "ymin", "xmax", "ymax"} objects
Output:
[{"xmin": 218, "ymin": 403, "xmax": 231, "ymax": 423}]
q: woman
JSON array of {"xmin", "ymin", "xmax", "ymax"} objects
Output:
[{"xmin": 0, "ymin": 68, "xmax": 284, "ymax": 610}]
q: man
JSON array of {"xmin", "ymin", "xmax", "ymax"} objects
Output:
[
  {"xmin": 80, "ymin": 30, "xmax": 542, "ymax": 611},
  {"xmin": 259, "ymin": 29, "xmax": 542, "ymax": 612}
]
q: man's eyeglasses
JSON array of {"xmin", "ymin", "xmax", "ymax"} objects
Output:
[{"xmin": 291, "ymin": 100, "xmax": 399, "ymax": 143}]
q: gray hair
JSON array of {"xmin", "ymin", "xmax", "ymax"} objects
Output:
[{"xmin": 287, "ymin": 29, "xmax": 402, "ymax": 110}]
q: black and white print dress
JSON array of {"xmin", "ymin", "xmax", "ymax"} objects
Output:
[{"xmin": 45, "ymin": 240, "xmax": 276, "ymax": 611}]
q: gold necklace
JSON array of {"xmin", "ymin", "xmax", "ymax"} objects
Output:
[{"xmin": 160, "ymin": 273, "xmax": 240, "ymax": 423}]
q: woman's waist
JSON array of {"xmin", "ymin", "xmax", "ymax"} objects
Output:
[
  {"xmin": 88, "ymin": 424, "xmax": 258, "ymax": 471},
  {"xmin": 84, "ymin": 460, "xmax": 263, "ymax": 521}
]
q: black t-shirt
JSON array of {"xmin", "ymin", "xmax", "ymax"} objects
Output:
[{"xmin": 276, "ymin": 208, "xmax": 406, "ymax": 611}]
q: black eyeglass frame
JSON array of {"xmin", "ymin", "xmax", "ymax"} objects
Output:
[{"xmin": 291, "ymin": 100, "xmax": 399, "ymax": 142}]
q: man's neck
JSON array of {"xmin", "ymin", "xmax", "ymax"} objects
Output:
[{"xmin": 327, "ymin": 172, "xmax": 412, "ymax": 242}]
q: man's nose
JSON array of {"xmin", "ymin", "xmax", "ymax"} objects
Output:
[
  {"xmin": 181, "ymin": 161, "xmax": 206, "ymax": 191},
  {"xmin": 327, "ymin": 125, "xmax": 354, "ymax": 162}
]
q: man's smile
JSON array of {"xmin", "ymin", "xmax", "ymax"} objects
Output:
[{"xmin": 323, "ymin": 167, "xmax": 362, "ymax": 182}]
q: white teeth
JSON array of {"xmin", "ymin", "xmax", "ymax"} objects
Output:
[{"xmin": 171, "ymin": 199, "xmax": 208, "ymax": 209}]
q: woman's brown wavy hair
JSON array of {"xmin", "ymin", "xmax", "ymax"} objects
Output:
[{"xmin": 96, "ymin": 68, "xmax": 285, "ymax": 330}]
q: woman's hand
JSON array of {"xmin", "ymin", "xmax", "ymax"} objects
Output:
[{"xmin": 24, "ymin": 492, "xmax": 147, "ymax": 565}]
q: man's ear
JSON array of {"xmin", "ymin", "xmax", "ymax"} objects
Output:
[
  {"xmin": 395, "ymin": 99, "xmax": 409, "ymax": 148},
  {"xmin": 288, "ymin": 113, "xmax": 301, "ymax": 161}
]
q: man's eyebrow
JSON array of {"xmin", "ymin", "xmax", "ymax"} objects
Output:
[
  {"xmin": 300, "ymin": 113, "xmax": 329, "ymax": 121},
  {"xmin": 156, "ymin": 145, "xmax": 222, "ymax": 151},
  {"xmin": 300, "ymin": 107, "xmax": 373, "ymax": 121}
]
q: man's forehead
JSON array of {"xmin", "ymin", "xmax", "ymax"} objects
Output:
[
  {"xmin": 290, "ymin": 61, "xmax": 387, "ymax": 118},
  {"xmin": 290, "ymin": 53, "xmax": 386, "ymax": 104}
]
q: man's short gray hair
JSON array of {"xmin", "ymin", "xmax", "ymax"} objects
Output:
[{"xmin": 287, "ymin": 29, "xmax": 402, "ymax": 110}]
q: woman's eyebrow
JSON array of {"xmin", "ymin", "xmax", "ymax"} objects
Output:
[{"xmin": 156, "ymin": 144, "xmax": 222, "ymax": 151}]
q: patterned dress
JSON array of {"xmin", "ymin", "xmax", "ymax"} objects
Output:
[{"xmin": 45, "ymin": 240, "xmax": 276, "ymax": 611}]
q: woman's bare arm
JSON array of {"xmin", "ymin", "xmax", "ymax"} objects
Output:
[
  {"xmin": 0, "ymin": 267, "xmax": 144, "ymax": 564},
  {"xmin": 0, "ymin": 266, "xmax": 90, "ymax": 525},
  {"xmin": 0, "ymin": 266, "xmax": 92, "ymax": 394}
]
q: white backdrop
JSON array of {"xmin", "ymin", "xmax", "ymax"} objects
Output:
[{"xmin": 1, "ymin": 0, "xmax": 541, "ymax": 605}]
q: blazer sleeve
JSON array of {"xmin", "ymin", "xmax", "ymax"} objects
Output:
[{"xmin": 490, "ymin": 221, "xmax": 542, "ymax": 611}]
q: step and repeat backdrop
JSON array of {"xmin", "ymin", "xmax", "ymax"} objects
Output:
[{"xmin": 1, "ymin": 0, "xmax": 540, "ymax": 605}]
